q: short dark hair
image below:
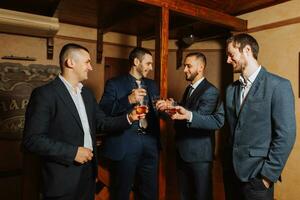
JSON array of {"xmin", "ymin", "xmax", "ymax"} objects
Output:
[
  {"xmin": 185, "ymin": 52, "xmax": 207, "ymax": 67},
  {"xmin": 129, "ymin": 47, "xmax": 152, "ymax": 66},
  {"xmin": 59, "ymin": 43, "xmax": 89, "ymax": 71},
  {"xmin": 226, "ymin": 33, "xmax": 259, "ymax": 59}
]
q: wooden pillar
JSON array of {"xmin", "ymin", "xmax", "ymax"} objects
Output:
[
  {"xmin": 155, "ymin": 7, "xmax": 169, "ymax": 96},
  {"xmin": 97, "ymin": 28, "xmax": 103, "ymax": 64},
  {"xmin": 155, "ymin": 6, "xmax": 169, "ymax": 200},
  {"xmin": 137, "ymin": 36, "xmax": 142, "ymax": 47}
]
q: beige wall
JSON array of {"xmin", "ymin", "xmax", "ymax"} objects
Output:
[
  {"xmin": 239, "ymin": 1, "xmax": 300, "ymax": 199},
  {"xmin": 0, "ymin": 24, "xmax": 140, "ymax": 100},
  {"xmin": 1, "ymin": 22, "xmax": 228, "ymax": 199},
  {"xmin": 1, "ymin": 1, "xmax": 300, "ymax": 198}
]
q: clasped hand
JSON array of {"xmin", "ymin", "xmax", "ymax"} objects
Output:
[
  {"xmin": 156, "ymin": 99, "xmax": 191, "ymax": 121},
  {"xmin": 75, "ymin": 147, "xmax": 93, "ymax": 164},
  {"xmin": 155, "ymin": 98, "xmax": 174, "ymax": 111},
  {"xmin": 128, "ymin": 88, "xmax": 147, "ymax": 104}
]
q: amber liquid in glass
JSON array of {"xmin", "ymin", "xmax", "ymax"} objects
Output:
[
  {"xmin": 136, "ymin": 105, "xmax": 147, "ymax": 114},
  {"xmin": 166, "ymin": 108, "xmax": 178, "ymax": 115}
]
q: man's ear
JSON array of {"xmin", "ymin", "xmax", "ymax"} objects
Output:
[
  {"xmin": 65, "ymin": 58, "xmax": 74, "ymax": 69},
  {"xmin": 197, "ymin": 60, "xmax": 204, "ymax": 72},
  {"xmin": 243, "ymin": 45, "xmax": 252, "ymax": 56},
  {"xmin": 133, "ymin": 58, "xmax": 140, "ymax": 66}
]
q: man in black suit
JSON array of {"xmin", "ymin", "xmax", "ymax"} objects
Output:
[
  {"xmin": 158, "ymin": 52, "xmax": 224, "ymax": 200},
  {"xmin": 223, "ymin": 33, "xmax": 295, "ymax": 200},
  {"xmin": 23, "ymin": 43, "xmax": 143, "ymax": 200},
  {"xmin": 99, "ymin": 47, "xmax": 160, "ymax": 200}
]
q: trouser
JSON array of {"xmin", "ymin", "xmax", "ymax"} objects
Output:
[
  {"xmin": 43, "ymin": 162, "xmax": 95, "ymax": 200},
  {"xmin": 223, "ymin": 167, "xmax": 274, "ymax": 200},
  {"xmin": 109, "ymin": 134, "xmax": 159, "ymax": 200},
  {"xmin": 177, "ymin": 155, "xmax": 213, "ymax": 200}
]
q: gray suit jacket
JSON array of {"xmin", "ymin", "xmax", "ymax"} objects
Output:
[
  {"xmin": 225, "ymin": 67, "xmax": 296, "ymax": 182},
  {"xmin": 175, "ymin": 78, "xmax": 224, "ymax": 162}
]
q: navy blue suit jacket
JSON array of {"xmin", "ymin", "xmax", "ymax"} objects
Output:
[
  {"xmin": 225, "ymin": 67, "xmax": 296, "ymax": 182},
  {"xmin": 23, "ymin": 77, "xmax": 130, "ymax": 196},
  {"xmin": 99, "ymin": 74, "xmax": 160, "ymax": 160}
]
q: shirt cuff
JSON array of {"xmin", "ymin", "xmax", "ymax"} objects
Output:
[
  {"xmin": 126, "ymin": 114, "xmax": 133, "ymax": 125},
  {"xmin": 187, "ymin": 111, "xmax": 193, "ymax": 123}
]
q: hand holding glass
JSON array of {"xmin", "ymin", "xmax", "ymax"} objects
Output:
[
  {"xmin": 136, "ymin": 98, "xmax": 148, "ymax": 114},
  {"xmin": 151, "ymin": 96, "xmax": 163, "ymax": 109},
  {"xmin": 166, "ymin": 101, "xmax": 178, "ymax": 115}
]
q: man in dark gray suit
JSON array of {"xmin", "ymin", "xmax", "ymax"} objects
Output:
[
  {"xmin": 158, "ymin": 52, "xmax": 224, "ymax": 200},
  {"xmin": 23, "ymin": 43, "xmax": 143, "ymax": 200},
  {"xmin": 223, "ymin": 33, "xmax": 296, "ymax": 200}
]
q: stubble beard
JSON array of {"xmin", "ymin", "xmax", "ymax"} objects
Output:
[
  {"xmin": 136, "ymin": 64, "xmax": 146, "ymax": 78},
  {"xmin": 233, "ymin": 58, "xmax": 247, "ymax": 74},
  {"xmin": 185, "ymin": 71, "xmax": 197, "ymax": 82}
]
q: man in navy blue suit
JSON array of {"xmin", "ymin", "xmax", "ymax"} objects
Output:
[
  {"xmin": 99, "ymin": 47, "xmax": 160, "ymax": 200},
  {"xmin": 223, "ymin": 33, "xmax": 296, "ymax": 200}
]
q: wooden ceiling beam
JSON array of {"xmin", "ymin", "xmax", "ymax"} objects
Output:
[
  {"xmin": 98, "ymin": 1, "xmax": 150, "ymax": 33},
  {"xmin": 100, "ymin": 8, "xmax": 146, "ymax": 33},
  {"xmin": 136, "ymin": 0, "xmax": 247, "ymax": 31}
]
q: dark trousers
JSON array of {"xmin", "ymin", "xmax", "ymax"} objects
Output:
[
  {"xmin": 177, "ymin": 155, "xmax": 213, "ymax": 200},
  {"xmin": 43, "ymin": 162, "xmax": 95, "ymax": 200},
  {"xmin": 223, "ymin": 167, "xmax": 274, "ymax": 200},
  {"xmin": 109, "ymin": 134, "xmax": 159, "ymax": 200}
]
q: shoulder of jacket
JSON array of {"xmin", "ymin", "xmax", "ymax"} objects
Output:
[
  {"xmin": 265, "ymin": 70, "xmax": 289, "ymax": 84},
  {"xmin": 107, "ymin": 74, "xmax": 128, "ymax": 84},
  {"xmin": 205, "ymin": 79, "xmax": 219, "ymax": 92},
  {"xmin": 143, "ymin": 77, "xmax": 156, "ymax": 84},
  {"xmin": 226, "ymin": 80, "xmax": 239, "ymax": 90}
]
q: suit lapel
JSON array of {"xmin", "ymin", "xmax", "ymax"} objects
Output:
[
  {"xmin": 234, "ymin": 84, "xmax": 241, "ymax": 117},
  {"xmin": 185, "ymin": 78, "xmax": 209, "ymax": 108},
  {"xmin": 126, "ymin": 74, "xmax": 136, "ymax": 90},
  {"xmin": 237, "ymin": 67, "xmax": 266, "ymax": 115},
  {"xmin": 180, "ymin": 86, "xmax": 190, "ymax": 106},
  {"xmin": 245, "ymin": 68, "xmax": 265, "ymax": 100},
  {"xmin": 52, "ymin": 77, "xmax": 83, "ymax": 131}
]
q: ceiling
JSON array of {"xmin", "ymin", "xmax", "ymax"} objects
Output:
[{"xmin": 0, "ymin": 0, "xmax": 289, "ymax": 44}]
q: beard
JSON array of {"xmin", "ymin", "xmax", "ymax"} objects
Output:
[
  {"xmin": 233, "ymin": 56, "xmax": 247, "ymax": 73},
  {"xmin": 185, "ymin": 71, "xmax": 198, "ymax": 81},
  {"xmin": 136, "ymin": 64, "xmax": 145, "ymax": 77}
]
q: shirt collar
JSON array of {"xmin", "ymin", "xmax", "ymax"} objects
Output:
[
  {"xmin": 190, "ymin": 77, "xmax": 205, "ymax": 89},
  {"xmin": 129, "ymin": 73, "xmax": 142, "ymax": 82},
  {"xmin": 59, "ymin": 74, "xmax": 83, "ymax": 94},
  {"xmin": 239, "ymin": 65, "xmax": 261, "ymax": 87}
]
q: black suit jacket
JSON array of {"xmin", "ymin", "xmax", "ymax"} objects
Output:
[
  {"xmin": 175, "ymin": 78, "xmax": 223, "ymax": 162},
  {"xmin": 23, "ymin": 77, "xmax": 130, "ymax": 197},
  {"xmin": 99, "ymin": 74, "xmax": 160, "ymax": 160}
]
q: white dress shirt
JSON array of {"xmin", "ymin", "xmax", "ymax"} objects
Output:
[
  {"xmin": 59, "ymin": 75, "xmax": 93, "ymax": 150},
  {"xmin": 239, "ymin": 66, "xmax": 261, "ymax": 105},
  {"xmin": 188, "ymin": 77, "xmax": 205, "ymax": 122}
]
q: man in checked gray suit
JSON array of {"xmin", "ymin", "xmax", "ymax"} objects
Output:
[{"xmin": 223, "ymin": 33, "xmax": 296, "ymax": 200}]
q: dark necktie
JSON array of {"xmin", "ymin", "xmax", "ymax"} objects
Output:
[
  {"xmin": 182, "ymin": 85, "xmax": 193, "ymax": 106},
  {"xmin": 187, "ymin": 85, "xmax": 194, "ymax": 98}
]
